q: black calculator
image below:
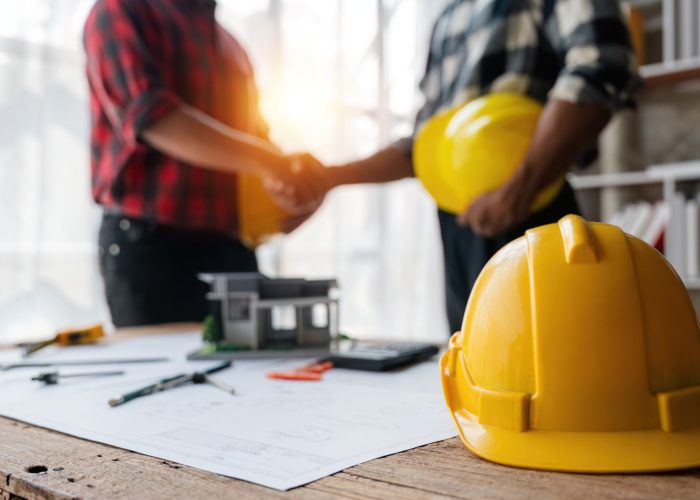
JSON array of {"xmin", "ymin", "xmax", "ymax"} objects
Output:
[{"xmin": 328, "ymin": 341, "xmax": 440, "ymax": 371}]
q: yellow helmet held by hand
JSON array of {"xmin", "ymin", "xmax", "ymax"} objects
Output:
[
  {"xmin": 237, "ymin": 174, "xmax": 290, "ymax": 248},
  {"xmin": 441, "ymin": 214, "xmax": 700, "ymax": 472},
  {"xmin": 414, "ymin": 93, "xmax": 564, "ymax": 214}
]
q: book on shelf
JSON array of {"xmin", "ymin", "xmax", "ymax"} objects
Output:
[
  {"xmin": 627, "ymin": 202, "xmax": 653, "ymax": 239},
  {"xmin": 606, "ymin": 200, "xmax": 668, "ymax": 251},
  {"xmin": 615, "ymin": 203, "xmax": 639, "ymax": 234},
  {"xmin": 668, "ymin": 193, "xmax": 687, "ymax": 277},
  {"xmin": 604, "ymin": 196, "xmax": 700, "ymax": 281},
  {"xmin": 640, "ymin": 201, "xmax": 670, "ymax": 252},
  {"xmin": 687, "ymin": 199, "xmax": 700, "ymax": 278}
]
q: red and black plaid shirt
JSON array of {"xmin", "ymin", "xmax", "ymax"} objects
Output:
[{"xmin": 84, "ymin": 0, "xmax": 269, "ymax": 235}]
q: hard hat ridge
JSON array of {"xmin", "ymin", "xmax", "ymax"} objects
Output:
[{"xmin": 558, "ymin": 215, "xmax": 598, "ymax": 264}]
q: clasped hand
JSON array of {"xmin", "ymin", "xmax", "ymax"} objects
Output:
[
  {"xmin": 263, "ymin": 153, "xmax": 331, "ymax": 232},
  {"xmin": 457, "ymin": 173, "xmax": 535, "ymax": 237}
]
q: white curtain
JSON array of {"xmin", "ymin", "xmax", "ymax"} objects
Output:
[
  {"xmin": 0, "ymin": 0, "xmax": 102, "ymax": 342},
  {"xmin": 0, "ymin": 0, "xmax": 450, "ymax": 343}
]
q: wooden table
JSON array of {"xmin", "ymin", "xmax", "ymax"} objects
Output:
[{"xmin": 2, "ymin": 326, "xmax": 699, "ymax": 499}]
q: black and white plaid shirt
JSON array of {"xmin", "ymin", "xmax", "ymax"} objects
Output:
[{"xmin": 398, "ymin": 0, "xmax": 642, "ymax": 154}]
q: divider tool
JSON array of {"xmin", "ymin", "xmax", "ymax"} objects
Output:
[{"xmin": 109, "ymin": 361, "xmax": 234, "ymax": 407}]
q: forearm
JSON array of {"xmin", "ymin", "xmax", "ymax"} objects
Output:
[
  {"xmin": 141, "ymin": 104, "xmax": 285, "ymax": 176},
  {"xmin": 326, "ymin": 145, "xmax": 414, "ymax": 188},
  {"xmin": 508, "ymin": 98, "xmax": 610, "ymax": 200},
  {"xmin": 460, "ymin": 98, "xmax": 611, "ymax": 234}
]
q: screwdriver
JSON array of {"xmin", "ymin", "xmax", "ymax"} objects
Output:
[{"xmin": 21, "ymin": 324, "xmax": 106, "ymax": 357}]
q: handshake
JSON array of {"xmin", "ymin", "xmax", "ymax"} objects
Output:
[{"xmin": 262, "ymin": 153, "xmax": 333, "ymax": 231}]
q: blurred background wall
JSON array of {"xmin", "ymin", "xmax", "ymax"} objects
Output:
[
  {"xmin": 0, "ymin": 0, "xmax": 451, "ymax": 342},
  {"xmin": 2, "ymin": 0, "xmax": 698, "ymax": 342}
]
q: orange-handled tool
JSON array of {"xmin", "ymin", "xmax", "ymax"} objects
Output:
[
  {"xmin": 22, "ymin": 324, "xmax": 105, "ymax": 357},
  {"xmin": 266, "ymin": 361, "xmax": 334, "ymax": 381}
]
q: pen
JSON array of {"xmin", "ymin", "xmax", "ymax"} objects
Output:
[{"xmin": 108, "ymin": 361, "xmax": 232, "ymax": 407}]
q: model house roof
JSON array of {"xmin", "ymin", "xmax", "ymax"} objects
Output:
[{"xmin": 199, "ymin": 273, "xmax": 337, "ymax": 299}]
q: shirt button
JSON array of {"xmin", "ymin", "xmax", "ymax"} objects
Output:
[
  {"xmin": 119, "ymin": 219, "xmax": 131, "ymax": 231},
  {"xmin": 109, "ymin": 243, "xmax": 121, "ymax": 256}
]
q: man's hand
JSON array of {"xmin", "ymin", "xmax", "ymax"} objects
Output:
[
  {"xmin": 457, "ymin": 99, "xmax": 611, "ymax": 237},
  {"xmin": 457, "ymin": 173, "xmax": 534, "ymax": 237},
  {"xmin": 281, "ymin": 211, "xmax": 316, "ymax": 234},
  {"xmin": 264, "ymin": 153, "xmax": 330, "ymax": 216}
]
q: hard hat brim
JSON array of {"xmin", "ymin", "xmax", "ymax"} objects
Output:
[{"xmin": 441, "ymin": 356, "xmax": 700, "ymax": 473}]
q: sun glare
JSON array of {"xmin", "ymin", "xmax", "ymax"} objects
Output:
[{"xmin": 259, "ymin": 78, "xmax": 338, "ymax": 154}]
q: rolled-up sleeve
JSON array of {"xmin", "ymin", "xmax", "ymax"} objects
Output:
[
  {"xmin": 392, "ymin": 137, "xmax": 414, "ymax": 161},
  {"xmin": 546, "ymin": 0, "xmax": 643, "ymax": 111},
  {"xmin": 84, "ymin": 0, "xmax": 182, "ymax": 146}
]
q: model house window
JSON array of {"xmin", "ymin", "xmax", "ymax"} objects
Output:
[
  {"xmin": 227, "ymin": 299, "xmax": 250, "ymax": 321},
  {"xmin": 271, "ymin": 305, "xmax": 297, "ymax": 331},
  {"xmin": 310, "ymin": 304, "xmax": 329, "ymax": 329}
]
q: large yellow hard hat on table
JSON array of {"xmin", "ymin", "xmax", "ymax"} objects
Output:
[
  {"xmin": 414, "ymin": 93, "xmax": 564, "ymax": 214},
  {"xmin": 441, "ymin": 214, "xmax": 700, "ymax": 472}
]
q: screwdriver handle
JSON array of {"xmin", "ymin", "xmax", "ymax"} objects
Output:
[{"xmin": 55, "ymin": 324, "xmax": 105, "ymax": 346}]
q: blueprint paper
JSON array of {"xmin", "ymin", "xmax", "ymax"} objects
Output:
[{"xmin": 0, "ymin": 333, "xmax": 457, "ymax": 490}]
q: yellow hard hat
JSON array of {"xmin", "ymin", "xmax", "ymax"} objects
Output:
[
  {"xmin": 237, "ymin": 173, "xmax": 289, "ymax": 248},
  {"xmin": 441, "ymin": 214, "xmax": 700, "ymax": 472},
  {"xmin": 414, "ymin": 93, "xmax": 564, "ymax": 214}
]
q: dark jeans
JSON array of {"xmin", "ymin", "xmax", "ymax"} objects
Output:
[
  {"xmin": 438, "ymin": 182, "xmax": 580, "ymax": 334},
  {"xmin": 98, "ymin": 213, "xmax": 258, "ymax": 327}
]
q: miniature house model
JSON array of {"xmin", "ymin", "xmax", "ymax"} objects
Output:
[{"xmin": 200, "ymin": 273, "xmax": 339, "ymax": 351}]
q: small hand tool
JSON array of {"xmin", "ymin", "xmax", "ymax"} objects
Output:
[
  {"xmin": 266, "ymin": 360, "xmax": 334, "ymax": 381},
  {"xmin": 108, "ymin": 361, "xmax": 233, "ymax": 407},
  {"xmin": 21, "ymin": 324, "xmax": 105, "ymax": 357}
]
